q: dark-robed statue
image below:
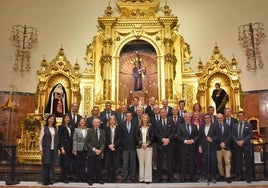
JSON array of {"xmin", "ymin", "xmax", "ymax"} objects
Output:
[
  {"xmin": 45, "ymin": 83, "xmax": 69, "ymax": 117},
  {"xmin": 133, "ymin": 51, "xmax": 146, "ymax": 91},
  {"xmin": 211, "ymin": 83, "xmax": 229, "ymax": 114}
]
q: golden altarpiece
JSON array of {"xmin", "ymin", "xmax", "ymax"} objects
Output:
[
  {"xmin": 16, "ymin": 0, "xmax": 242, "ymax": 164},
  {"xmin": 196, "ymin": 45, "xmax": 242, "ymax": 113},
  {"xmin": 16, "ymin": 48, "xmax": 82, "ymax": 164}
]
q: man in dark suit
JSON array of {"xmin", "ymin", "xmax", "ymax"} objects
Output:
[
  {"xmin": 145, "ymin": 96, "xmax": 156, "ymax": 118},
  {"xmin": 232, "ymin": 111, "xmax": 253, "ymax": 183},
  {"xmin": 128, "ymin": 96, "xmax": 140, "ymax": 118},
  {"xmin": 86, "ymin": 106, "xmax": 102, "ymax": 128},
  {"xmin": 120, "ymin": 111, "xmax": 138, "ymax": 182},
  {"xmin": 69, "ymin": 103, "xmax": 82, "ymax": 128},
  {"xmin": 207, "ymin": 106, "xmax": 217, "ymax": 124},
  {"xmin": 177, "ymin": 112, "xmax": 199, "ymax": 182},
  {"xmin": 84, "ymin": 118, "xmax": 106, "ymax": 185},
  {"xmin": 178, "ymin": 100, "xmax": 187, "ymax": 119},
  {"xmin": 118, "ymin": 104, "xmax": 128, "ymax": 126},
  {"xmin": 171, "ymin": 105, "xmax": 183, "ymax": 174},
  {"xmin": 224, "ymin": 108, "xmax": 238, "ymax": 130},
  {"xmin": 223, "ymin": 107, "xmax": 238, "ymax": 175},
  {"xmin": 155, "ymin": 108, "xmax": 175, "ymax": 182},
  {"xmin": 215, "ymin": 113, "xmax": 232, "ymax": 183},
  {"xmin": 161, "ymin": 99, "xmax": 173, "ymax": 117},
  {"xmin": 199, "ymin": 114, "xmax": 219, "ymax": 184},
  {"xmin": 100, "ymin": 101, "xmax": 118, "ymax": 127},
  {"xmin": 150, "ymin": 104, "xmax": 161, "ymax": 170}
]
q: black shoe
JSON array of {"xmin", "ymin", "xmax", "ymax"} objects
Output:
[
  {"xmin": 157, "ymin": 178, "xmax": 162, "ymax": 183},
  {"xmin": 88, "ymin": 181, "xmax": 93, "ymax": 186},
  {"xmin": 167, "ymin": 178, "xmax": 173, "ymax": 183},
  {"xmin": 189, "ymin": 177, "xmax": 198, "ymax": 182},
  {"xmin": 218, "ymin": 175, "xmax": 225, "ymax": 181},
  {"xmin": 49, "ymin": 181, "xmax": 54, "ymax": 185},
  {"xmin": 145, "ymin": 181, "xmax": 150, "ymax": 184},
  {"xmin": 180, "ymin": 176, "xmax": 185, "ymax": 182},
  {"xmin": 121, "ymin": 178, "xmax": 127, "ymax": 183},
  {"xmin": 226, "ymin": 177, "xmax": 232, "ymax": 183},
  {"xmin": 212, "ymin": 177, "xmax": 216, "ymax": 184},
  {"xmin": 99, "ymin": 180, "xmax": 104, "ymax": 184},
  {"xmin": 246, "ymin": 178, "xmax": 251, "ymax": 183},
  {"xmin": 42, "ymin": 182, "xmax": 49, "ymax": 186},
  {"xmin": 139, "ymin": 181, "xmax": 145, "ymax": 183}
]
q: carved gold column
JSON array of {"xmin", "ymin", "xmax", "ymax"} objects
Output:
[
  {"xmin": 100, "ymin": 53, "xmax": 112, "ymax": 100},
  {"xmin": 164, "ymin": 52, "xmax": 174, "ymax": 100}
]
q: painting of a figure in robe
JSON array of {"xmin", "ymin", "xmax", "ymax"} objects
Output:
[{"xmin": 45, "ymin": 83, "xmax": 69, "ymax": 117}]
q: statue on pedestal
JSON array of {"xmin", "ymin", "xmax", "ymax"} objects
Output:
[{"xmin": 133, "ymin": 51, "xmax": 146, "ymax": 91}]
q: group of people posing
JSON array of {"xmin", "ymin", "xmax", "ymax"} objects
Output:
[{"xmin": 39, "ymin": 96, "xmax": 253, "ymax": 185}]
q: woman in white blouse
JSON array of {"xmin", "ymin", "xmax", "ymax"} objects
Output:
[
  {"xmin": 72, "ymin": 118, "xmax": 88, "ymax": 182},
  {"xmin": 136, "ymin": 113, "xmax": 154, "ymax": 184},
  {"xmin": 39, "ymin": 114, "xmax": 59, "ymax": 185}
]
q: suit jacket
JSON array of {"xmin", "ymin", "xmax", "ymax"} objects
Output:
[
  {"xmin": 210, "ymin": 115, "xmax": 217, "ymax": 124},
  {"xmin": 73, "ymin": 127, "xmax": 88, "ymax": 151},
  {"xmin": 100, "ymin": 110, "xmax": 118, "ymax": 126},
  {"xmin": 117, "ymin": 113, "xmax": 126, "ymax": 126},
  {"xmin": 68, "ymin": 113, "xmax": 82, "ymax": 128},
  {"xmin": 145, "ymin": 105, "xmax": 154, "ymax": 117},
  {"xmin": 120, "ymin": 120, "xmax": 138, "ymax": 151},
  {"xmin": 224, "ymin": 117, "xmax": 238, "ymax": 130},
  {"xmin": 154, "ymin": 117, "xmax": 176, "ymax": 147},
  {"xmin": 58, "ymin": 125, "xmax": 73, "ymax": 151},
  {"xmin": 136, "ymin": 124, "xmax": 154, "ymax": 148},
  {"xmin": 199, "ymin": 124, "xmax": 219, "ymax": 151},
  {"xmin": 104, "ymin": 125, "xmax": 121, "ymax": 151},
  {"xmin": 84, "ymin": 127, "xmax": 106, "ymax": 159},
  {"xmin": 232, "ymin": 121, "xmax": 252, "ymax": 149},
  {"xmin": 86, "ymin": 116, "xmax": 104, "ymax": 129},
  {"xmin": 216, "ymin": 123, "xmax": 232, "ymax": 150},
  {"xmin": 177, "ymin": 122, "xmax": 199, "ymax": 144},
  {"xmin": 128, "ymin": 105, "xmax": 143, "ymax": 118},
  {"xmin": 162, "ymin": 106, "xmax": 173, "ymax": 117}
]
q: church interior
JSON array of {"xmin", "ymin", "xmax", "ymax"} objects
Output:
[{"xmin": 0, "ymin": 0, "xmax": 268, "ymax": 185}]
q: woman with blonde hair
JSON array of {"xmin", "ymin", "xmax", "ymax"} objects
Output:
[
  {"xmin": 136, "ymin": 113, "xmax": 154, "ymax": 184},
  {"xmin": 104, "ymin": 115, "xmax": 121, "ymax": 182},
  {"xmin": 72, "ymin": 118, "xmax": 88, "ymax": 182}
]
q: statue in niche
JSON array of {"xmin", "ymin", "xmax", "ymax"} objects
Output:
[
  {"xmin": 133, "ymin": 51, "xmax": 146, "ymax": 91},
  {"xmin": 45, "ymin": 83, "xmax": 68, "ymax": 117},
  {"xmin": 211, "ymin": 83, "xmax": 229, "ymax": 114}
]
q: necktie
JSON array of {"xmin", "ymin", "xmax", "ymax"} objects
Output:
[
  {"xmin": 228, "ymin": 118, "xmax": 231, "ymax": 126},
  {"xmin": 127, "ymin": 123, "xmax": 131, "ymax": 133},
  {"xmin": 107, "ymin": 111, "xmax": 110, "ymax": 119},
  {"xmin": 220, "ymin": 124, "xmax": 224, "ymax": 134},
  {"xmin": 173, "ymin": 116, "xmax": 177, "ymax": 124},
  {"xmin": 156, "ymin": 115, "xmax": 159, "ymax": 121},
  {"xmin": 187, "ymin": 124, "xmax": 190, "ymax": 135},
  {"xmin": 122, "ymin": 114, "xmax": 125, "ymax": 121},
  {"xmin": 95, "ymin": 129, "xmax": 98, "ymax": 141},
  {"xmin": 238, "ymin": 123, "xmax": 243, "ymax": 139},
  {"xmin": 73, "ymin": 114, "xmax": 76, "ymax": 123}
]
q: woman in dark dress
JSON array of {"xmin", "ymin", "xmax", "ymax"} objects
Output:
[
  {"xmin": 58, "ymin": 114, "xmax": 73, "ymax": 183},
  {"xmin": 39, "ymin": 114, "xmax": 59, "ymax": 185}
]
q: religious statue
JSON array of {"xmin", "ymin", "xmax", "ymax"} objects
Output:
[
  {"xmin": 45, "ymin": 83, "xmax": 68, "ymax": 117},
  {"xmin": 133, "ymin": 51, "xmax": 146, "ymax": 91},
  {"xmin": 211, "ymin": 83, "xmax": 229, "ymax": 114}
]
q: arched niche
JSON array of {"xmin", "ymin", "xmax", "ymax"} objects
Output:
[
  {"xmin": 118, "ymin": 39, "xmax": 158, "ymax": 105},
  {"xmin": 36, "ymin": 48, "xmax": 82, "ymax": 117}
]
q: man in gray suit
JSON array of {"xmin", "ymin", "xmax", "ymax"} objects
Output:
[{"xmin": 84, "ymin": 118, "xmax": 106, "ymax": 185}]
